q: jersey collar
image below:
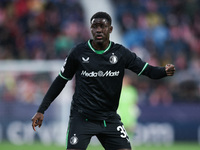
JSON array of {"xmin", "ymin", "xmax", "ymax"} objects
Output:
[{"xmin": 88, "ymin": 40, "xmax": 111, "ymax": 54}]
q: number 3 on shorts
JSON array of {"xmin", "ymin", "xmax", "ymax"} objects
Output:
[{"xmin": 117, "ymin": 125, "xmax": 128, "ymax": 138}]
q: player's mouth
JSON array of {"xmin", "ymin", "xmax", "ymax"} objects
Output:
[{"xmin": 95, "ymin": 34, "xmax": 103, "ymax": 40}]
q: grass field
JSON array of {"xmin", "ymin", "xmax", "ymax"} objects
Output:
[{"xmin": 0, "ymin": 142, "xmax": 199, "ymax": 150}]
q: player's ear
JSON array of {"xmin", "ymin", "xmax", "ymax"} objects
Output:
[{"xmin": 109, "ymin": 26, "xmax": 113, "ymax": 33}]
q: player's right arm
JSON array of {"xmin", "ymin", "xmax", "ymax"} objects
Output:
[
  {"xmin": 32, "ymin": 112, "xmax": 44, "ymax": 131},
  {"xmin": 31, "ymin": 47, "xmax": 77, "ymax": 131},
  {"xmin": 31, "ymin": 75, "xmax": 68, "ymax": 131}
]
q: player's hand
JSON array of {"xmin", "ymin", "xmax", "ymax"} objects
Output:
[
  {"xmin": 165, "ymin": 64, "xmax": 175, "ymax": 76},
  {"xmin": 31, "ymin": 112, "xmax": 44, "ymax": 131}
]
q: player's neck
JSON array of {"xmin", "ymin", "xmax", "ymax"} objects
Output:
[{"xmin": 91, "ymin": 40, "xmax": 110, "ymax": 51}]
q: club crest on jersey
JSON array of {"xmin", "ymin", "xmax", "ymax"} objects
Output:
[
  {"xmin": 109, "ymin": 53, "xmax": 118, "ymax": 64},
  {"xmin": 82, "ymin": 57, "xmax": 89, "ymax": 63},
  {"xmin": 70, "ymin": 134, "xmax": 79, "ymax": 145}
]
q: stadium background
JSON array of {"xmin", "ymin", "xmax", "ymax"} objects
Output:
[{"xmin": 0, "ymin": 0, "xmax": 200, "ymax": 149}]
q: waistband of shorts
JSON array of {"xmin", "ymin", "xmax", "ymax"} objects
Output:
[{"xmin": 70, "ymin": 106, "xmax": 121, "ymax": 124}]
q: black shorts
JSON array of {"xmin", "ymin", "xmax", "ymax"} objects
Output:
[{"xmin": 66, "ymin": 110, "xmax": 131, "ymax": 150}]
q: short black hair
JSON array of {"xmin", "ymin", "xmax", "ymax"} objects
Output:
[{"xmin": 90, "ymin": 12, "xmax": 112, "ymax": 25}]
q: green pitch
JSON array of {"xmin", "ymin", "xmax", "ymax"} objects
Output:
[{"xmin": 0, "ymin": 141, "xmax": 199, "ymax": 150}]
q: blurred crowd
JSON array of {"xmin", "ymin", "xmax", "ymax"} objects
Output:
[
  {"xmin": 0, "ymin": 0, "xmax": 89, "ymax": 59},
  {"xmin": 0, "ymin": 72, "xmax": 52, "ymax": 104},
  {"xmin": 0, "ymin": 0, "xmax": 199, "ymax": 105},
  {"xmin": 111, "ymin": 0, "xmax": 200, "ymax": 105}
]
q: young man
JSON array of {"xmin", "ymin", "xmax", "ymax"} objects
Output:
[{"xmin": 32, "ymin": 12, "xmax": 175, "ymax": 150}]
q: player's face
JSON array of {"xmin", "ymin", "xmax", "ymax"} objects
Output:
[{"xmin": 90, "ymin": 18, "xmax": 113, "ymax": 44}]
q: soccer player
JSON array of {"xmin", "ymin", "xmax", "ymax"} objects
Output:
[{"xmin": 32, "ymin": 12, "xmax": 175, "ymax": 150}]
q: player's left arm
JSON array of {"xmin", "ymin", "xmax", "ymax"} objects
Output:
[
  {"xmin": 124, "ymin": 49, "xmax": 175, "ymax": 79},
  {"xmin": 165, "ymin": 64, "xmax": 176, "ymax": 76},
  {"xmin": 142, "ymin": 64, "xmax": 175, "ymax": 79}
]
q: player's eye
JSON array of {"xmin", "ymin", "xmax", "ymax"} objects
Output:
[{"xmin": 92, "ymin": 25, "xmax": 97, "ymax": 28}]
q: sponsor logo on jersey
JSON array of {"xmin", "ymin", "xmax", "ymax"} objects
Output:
[
  {"xmin": 70, "ymin": 134, "xmax": 79, "ymax": 145},
  {"xmin": 109, "ymin": 53, "xmax": 118, "ymax": 64},
  {"xmin": 82, "ymin": 57, "xmax": 89, "ymax": 63},
  {"xmin": 81, "ymin": 70, "xmax": 120, "ymax": 77}
]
